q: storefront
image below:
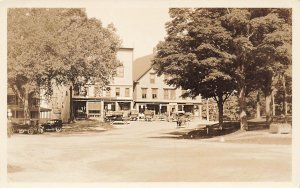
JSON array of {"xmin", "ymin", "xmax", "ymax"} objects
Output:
[
  {"xmin": 73, "ymin": 98, "xmax": 134, "ymax": 119},
  {"xmin": 135, "ymin": 102, "xmax": 201, "ymax": 116}
]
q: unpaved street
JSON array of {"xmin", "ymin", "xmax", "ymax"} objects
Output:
[{"xmin": 8, "ymin": 121, "xmax": 291, "ymax": 182}]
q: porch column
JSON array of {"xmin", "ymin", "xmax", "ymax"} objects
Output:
[
  {"xmin": 136, "ymin": 103, "xmax": 139, "ymax": 111},
  {"xmin": 206, "ymin": 99, "xmax": 209, "ymax": 121},
  {"xmin": 198, "ymin": 104, "xmax": 202, "ymax": 120},
  {"xmin": 115, "ymin": 101, "xmax": 118, "ymax": 111},
  {"xmin": 86, "ymin": 101, "xmax": 89, "ymax": 116},
  {"xmin": 130, "ymin": 101, "xmax": 134, "ymax": 110},
  {"xmin": 175, "ymin": 104, "xmax": 178, "ymax": 112},
  {"xmin": 100, "ymin": 100, "xmax": 104, "ymax": 120}
]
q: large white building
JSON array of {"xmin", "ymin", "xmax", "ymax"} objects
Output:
[{"xmin": 133, "ymin": 54, "xmax": 203, "ymax": 117}]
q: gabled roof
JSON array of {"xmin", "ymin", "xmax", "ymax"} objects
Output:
[{"xmin": 133, "ymin": 54, "xmax": 154, "ymax": 81}]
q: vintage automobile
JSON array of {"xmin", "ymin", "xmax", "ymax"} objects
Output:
[
  {"xmin": 12, "ymin": 119, "xmax": 44, "ymax": 135},
  {"xmin": 40, "ymin": 119, "xmax": 63, "ymax": 132},
  {"xmin": 144, "ymin": 110, "xmax": 154, "ymax": 121},
  {"xmin": 104, "ymin": 111, "xmax": 129, "ymax": 124},
  {"xmin": 129, "ymin": 110, "xmax": 139, "ymax": 121}
]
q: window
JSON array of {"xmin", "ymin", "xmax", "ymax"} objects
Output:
[
  {"xmin": 178, "ymin": 105, "xmax": 183, "ymax": 111},
  {"xmin": 94, "ymin": 85, "xmax": 101, "ymax": 97},
  {"xmin": 106, "ymin": 87, "xmax": 111, "ymax": 97},
  {"xmin": 152, "ymin": 88, "xmax": 158, "ymax": 99},
  {"xmin": 170, "ymin": 89, "xmax": 176, "ymax": 100},
  {"xmin": 115, "ymin": 87, "xmax": 120, "ymax": 97},
  {"xmin": 125, "ymin": 88, "xmax": 130, "ymax": 97},
  {"xmin": 74, "ymin": 85, "xmax": 80, "ymax": 96},
  {"xmin": 116, "ymin": 65, "xmax": 124, "ymax": 77},
  {"xmin": 150, "ymin": 73, "xmax": 155, "ymax": 84},
  {"xmin": 142, "ymin": 88, "xmax": 147, "ymax": 99},
  {"xmin": 163, "ymin": 89, "xmax": 169, "ymax": 100},
  {"xmin": 7, "ymin": 95, "xmax": 17, "ymax": 105}
]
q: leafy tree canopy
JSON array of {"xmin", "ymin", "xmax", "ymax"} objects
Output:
[{"xmin": 8, "ymin": 8, "xmax": 121, "ymax": 118}]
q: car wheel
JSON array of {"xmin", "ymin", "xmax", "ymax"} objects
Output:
[
  {"xmin": 55, "ymin": 127, "xmax": 62, "ymax": 132},
  {"xmin": 28, "ymin": 128, "xmax": 34, "ymax": 135}
]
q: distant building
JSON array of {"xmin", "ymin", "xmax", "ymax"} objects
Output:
[
  {"xmin": 72, "ymin": 47, "xmax": 134, "ymax": 119},
  {"xmin": 7, "ymin": 87, "xmax": 52, "ymax": 121},
  {"xmin": 40, "ymin": 86, "xmax": 70, "ymax": 123},
  {"xmin": 133, "ymin": 54, "xmax": 203, "ymax": 117}
]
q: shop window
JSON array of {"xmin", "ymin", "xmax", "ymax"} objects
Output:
[
  {"xmin": 116, "ymin": 87, "xmax": 120, "ymax": 97},
  {"xmin": 88, "ymin": 110, "xmax": 100, "ymax": 114},
  {"xmin": 125, "ymin": 88, "xmax": 130, "ymax": 97},
  {"xmin": 152, "ymin": 88, "xmax": 158, "ymax": 99},
  {"xmin": 142, "ymin": 88, "xmax": 147, "ymax": 99}
]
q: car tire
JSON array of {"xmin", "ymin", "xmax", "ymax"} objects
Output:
[
  {"xmin": 28, "ymin": 128, "xmax": 34, "ymax": 135},
  {"xmin": 55, "ymin": 127, "xmax": 62, "ymax": 132}
]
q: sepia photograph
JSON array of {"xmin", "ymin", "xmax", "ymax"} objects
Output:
[{"xmin": 1, "ymin": 0, "xmax": 300, "ymax": 187}]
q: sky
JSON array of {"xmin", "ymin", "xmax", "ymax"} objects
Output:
[{"xmin": 86, "ymin": 7, "xmax": 170, "ymax": 60}]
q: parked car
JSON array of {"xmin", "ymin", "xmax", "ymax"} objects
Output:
[
  {"xmin": 12, "ymin": 119, "xmax": 43, "ymax": 135},
  {"xmin": 40, "ymin": 119, "xmax": 63, "ymax": 132},
  {"xmin": 144, "ymin": 110, "xmax": 154, "ymax": 121},
  {"xmin": 129, "ymin": 110, "xmax": 139, "ymax": 121},
  {"xmin": 105, "ymin": 111, "xmax": 129, "ymax": 124}
]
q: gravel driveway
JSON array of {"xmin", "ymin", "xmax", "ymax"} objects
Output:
[{"xmin": 7, "ymin": 121, "xmax": 291, "ymax": 182}]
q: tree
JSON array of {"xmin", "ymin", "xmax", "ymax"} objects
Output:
[
  {"xmin": 8, "ymin": 8, "xmax": 121, "ymax": 120},
  {"xmin": 153, "ymin": 8, "xmax": 291, "ymax": 131},
  {"xmin": 153, "ymin": 8, "xmax": 236, "ymax": 129},
  {"xmin": 249, "ymin": 9, "xmax": 292, "ymax": 124}
]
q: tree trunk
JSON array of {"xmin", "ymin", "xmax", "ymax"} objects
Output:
[
  {"xmin": 282, "ymin": 73, "xmax": 287, "ymax": 122},
  {"xmin": 217, "ymin": 96, "xmax": 224, "ymax": 130},
  {"xmin": 265, "ymin": 90, "xmax": 272, "ymax": 126},
  {"xmin": 256, "ymin": 91, "xmax": 261, "ymax": 119},
  {"xmin": 23, "ymin": 90, "xmax": 30, "ymax": 120},
  {"xmin": 69, "ymin": 85, "xmax": 74, "ymax": 122},
  {"xmin": 272, "ymin": 90, "xmax": 276, "ymax": 116},
  {"xmin": 238, "ymin": 86, "xmax": 248, "ymax": 131}
]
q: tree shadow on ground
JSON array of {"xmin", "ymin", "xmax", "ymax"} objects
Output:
[{"xmin": 148, "ymin": 120, "xmax": 283, "ymax": 140}]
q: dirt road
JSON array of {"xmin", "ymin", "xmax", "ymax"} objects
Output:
[{"xmin": 7, "ymin": 121, "xmax": 291, "ymax": 182}]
